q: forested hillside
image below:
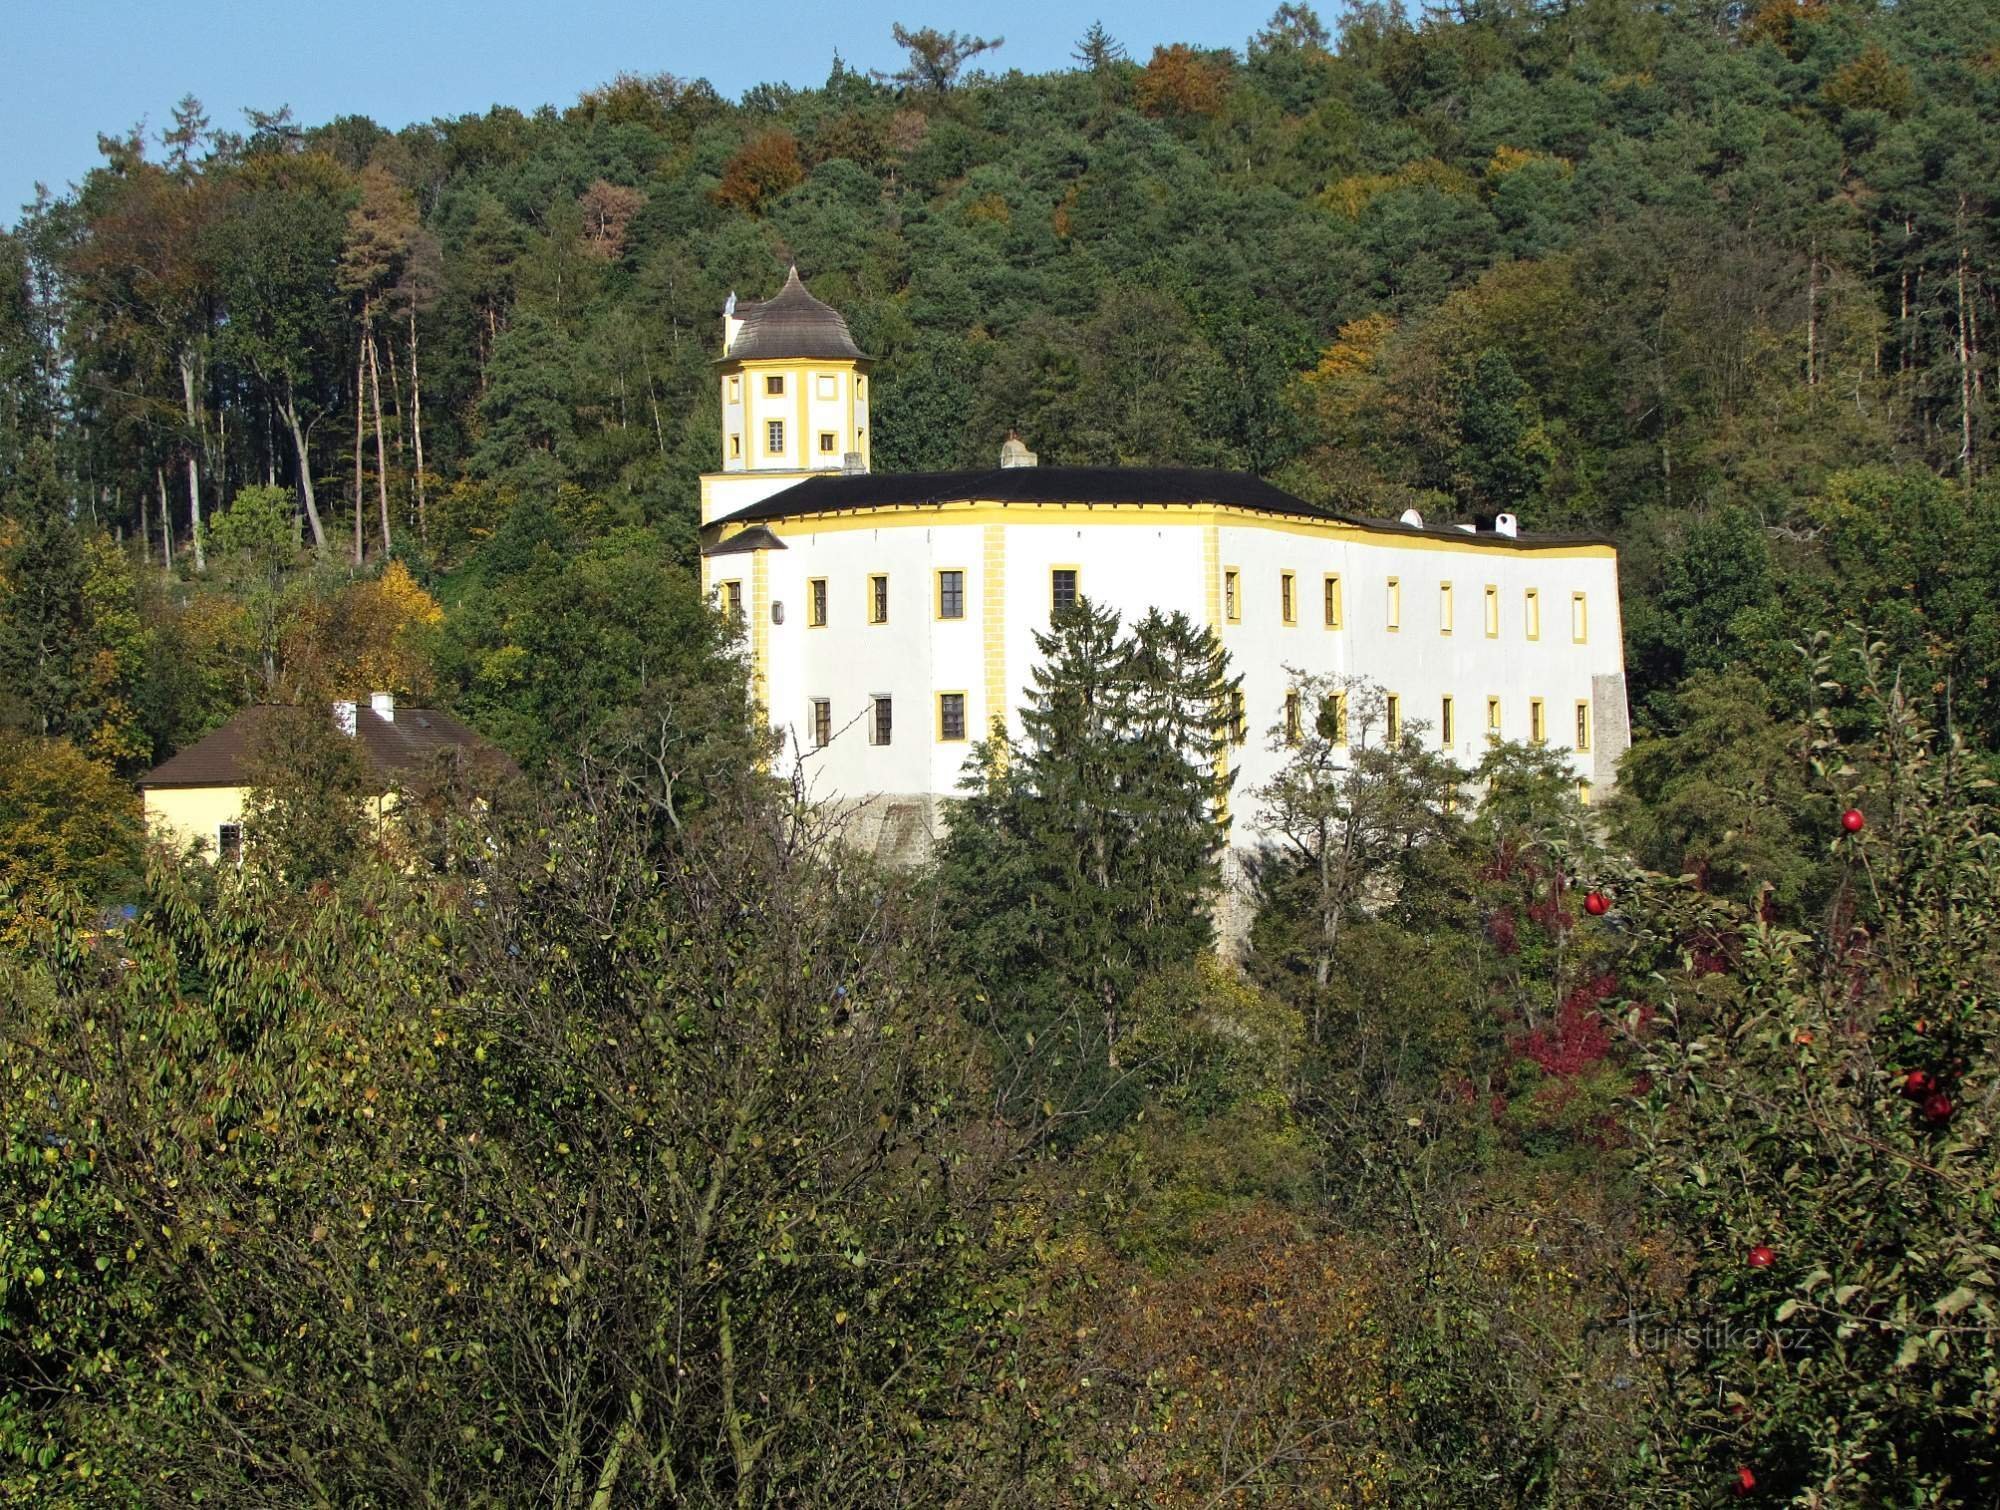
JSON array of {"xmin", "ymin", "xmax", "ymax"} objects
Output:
[{"xmin": 4, "ymin": 2, "xmax": 2000, "ymax": 1505}]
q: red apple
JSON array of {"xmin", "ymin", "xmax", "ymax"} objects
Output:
[
  {"xmin": 1841, "ymin": 808, "xmax": 1866, "ymax": 833},
  {"xmin": 1924, "ymin": 1091, "xmax": 1955, "ymax": 1124},
  {"xmin": 1584, "ymin": 890, "xmax": 1609, "ymax": 916},
  {"xmin": 1903, "ymin": 1069, "xmax": 1934, "ymax": 1099},
  {"xmin": 1747, "ymin": 1244, "xmax": 1775, "ymax": 1269},
  {"xmin": 1734, "ymin": 1465, "xmax": 1757, "ymax": 1496}
]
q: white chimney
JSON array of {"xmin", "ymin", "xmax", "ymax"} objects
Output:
[
  {"xmin": 722, "ymin": 290, "xmax": 742, "ymax": 356},
  {"xmin": 1495, "ymin": 513, "xmax": 1518, "ymax": 538},
  {"xmin": 369, "ymin": 690, "xmax": 395, "ymax": 723},
  {"xmin": 999, "ymin": 429, "xmax": 1038, "ymax": 468},
  {"xmin": 332, "ymin": 700, "xmax": 357, "ymax": 737},
  {"xmin": 1399, "ymin": 508, "xmax": 1425, "ymax": 528}
]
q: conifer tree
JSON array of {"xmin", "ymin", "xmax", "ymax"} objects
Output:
[{"xmin": 939, "ymin": 598, "xmax": 1236, "ymax": 1078}]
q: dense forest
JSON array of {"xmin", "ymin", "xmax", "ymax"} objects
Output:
[{"xmin": 4, "ymin": 0, "xmax": 2000, "ymax": 1504}]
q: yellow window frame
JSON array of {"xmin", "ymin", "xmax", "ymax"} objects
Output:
[
  {"xmin": 936, "ymin": 691, "xmax": 969, "ymax": 742},
  {"xmin": 934, "ymin": 567, "xmax": 967, "ymax": 621}
]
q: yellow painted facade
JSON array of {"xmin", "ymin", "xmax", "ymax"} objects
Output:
[
  {"xmin": 143, "ymin": 785, "xmax": 247, "ymax": 856},
  {"xmin": 144, "ymin": 785, "xmax": 396, "ymax": 858}
]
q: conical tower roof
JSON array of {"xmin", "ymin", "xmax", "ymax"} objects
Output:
[{"xmin": 725, "ymin": 266, "xmax": 866, "ymax": 361}]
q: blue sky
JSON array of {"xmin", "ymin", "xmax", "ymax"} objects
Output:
[{"xmin": 7, "ymin": 0, "xmax": 1286, "ymax": 219}]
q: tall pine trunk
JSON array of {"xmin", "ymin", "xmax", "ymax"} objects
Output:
[
  {"xmin": 367, "ymin": 326, "xmax": 392, "ymax": 557},
  {"xmin": 281, "ymin": 385, "xmax": 327, "ymax": 552},
  {"xmin": 408, "ymin": 307, "xmax": 427, "ymax": 545},
  {"xmin": 157, "ymin": 466, "xmax": 173, "ymax": 571},
  {"xmin": 353, "ymin": 330, "xmax": 366, "ymax": 566},
  {"xmin": 179, "ymin": 351, "xmax": 206, "ymax": 572}
]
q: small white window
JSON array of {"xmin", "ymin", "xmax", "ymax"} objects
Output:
[
  {"xmin": 870, "ymin": 696, "xmax": 893, "ymax": 746},
  {"xmin": 766, "ymin": 419, "xmax": 785, "ymax": 454},
  {"xmin": 816, "ymin": 374, "xmax": 837, "ymax": 400},
  {"xmin": 765, "ymin": 374, "xmax": 785, "ymax": 395}
]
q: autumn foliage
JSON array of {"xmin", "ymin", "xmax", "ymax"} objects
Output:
[{"xmin": 713, "ymin": 130, "xmax": 805, "ymax": 214}]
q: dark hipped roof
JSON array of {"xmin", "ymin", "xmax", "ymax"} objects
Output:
[
  {"xmin": 139, "ymin": 704, "xmax": 507, "ymax": 789},
  {"xmin": 700, "ymin": 523, "xmax": 788, "ymax": 556},
  {"xmin": 719, "ymin": 466, "xmax": 1322, "ymax": 523},
  {"xmin": 711, "ymin": 466, "xmax": 1612, "ymax": 549},
  {"xmin": 723, "ymin": 266, "xmax": 867, "ymax": 363}
]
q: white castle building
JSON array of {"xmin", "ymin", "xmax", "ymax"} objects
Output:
[{"xmin": 699, "ymin": 268, "xmax": 1630, "ymax": 860}]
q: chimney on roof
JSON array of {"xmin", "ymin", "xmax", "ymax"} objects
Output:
[
  {"xmin": 999, "ymin": 429, "xmax": 1038, "ymax": 468},
  {"xmin": 722, "ymin": 290, "xmax": 742, "ymax": 357},
  {"xmin": 1495, "ymin": 513, "xmax": 1518, "ymax": 538},
  {"xmin": 370, "ymin": 690, "xmax": 395, "ymax": 723},
  {"xmin": 332, "ymin": 700, "xmax": 357, "ymax": 738}
]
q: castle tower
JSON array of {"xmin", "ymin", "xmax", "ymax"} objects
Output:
[{"xmin": 700, "ymin": 266, "xmax": 872, "ymax": 525}]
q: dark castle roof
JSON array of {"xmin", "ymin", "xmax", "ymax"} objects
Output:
[
  {"xmin": 140, "ymin": 704, "xmax": 505, "ymax": 789},
  {"xmin": 710, "ymin": 466, "xmax": 1611, "ymax": 549},
  {"xmin": 719, "ymin": 466, "xmax": 1321, "ymax": 522},
  {"xmin": 723, "ymin": 267, "xmax": 866, "ymax": 362}
]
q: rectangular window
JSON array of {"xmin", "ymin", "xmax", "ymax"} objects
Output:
[
  {"xmin": 1439, "ymin": 582, "xmax": 1454, "ymax": 635},
  {"xmin": 870, "ymin": 695, "xmax": 893, "ymax": 746},
  {"xmin": 808, "ymin": 577, "xmax": 828, "ymax": 627},
  {"xmin": 819, "ymin": 431, "xmax": 837, "ymax": 454},
  {"xmin": 727, "ymin": 375, "xmax": 740, "ymax": 402},
  {"xmin": 1051, "ymin": 567, "xmax": 1079, "ymax": 613},
  {"xmin": 765, "ymin": 374, "xmax": 785, "ymax": 395},
  {"xmin": 1229, "ymin": 688, "xmax": 1247, "ymax": 746},
  {"xmin": 1525, "ymin": 588, "xmax": 1542, "ymax": 640},
  {"xmin": 938, "ymin": 692, "xmax": 967, "ymax": 741},
  {"xmin": 1530, "ymin": 697, "xmax": 1546, "ymax": 744},
  {"xmin": 1577, "ymin": 779, "xmax": 1592, "ymax": 806},
  {"xmin": 1386, "ymin": 693, "xmax": 1401, "ymax": 743},
  {"xmin": 1285, "ymin": 690, "xmax": 1302, "ymax": 745},
  {"xmin": 1280, "ymin": 572, "xmax": 1297, "ymax": 625},
  {"xmin": 729, "ymin": 433, "xmax": 741, "ymax": 458},
  {"xmin": 1323, "ymin": 573, "xmax": 1343, "ymax": 628},
  {"xmin": 868, "ymin": 574, "xmax": 889, "ymax": 624},
  {"xmin": 217, "ymin": 822, "xmax": 243, "ymax": 864},
  {"xmin": 937, "ymin": 569, "xmax": 965, "ymax": 620},
  {"xmin": 721, "ymin": 580, "xmax": 743, "ymax": 620},
  {"xmin": 1484, "ymin": 584, "xmax": 1500, "ymax": 638},
  {"xmin": 1223, "ymin": 568, "xmax": 1240, "ymax": 623},
  {"xmin": 1328, "ymin": 692, "xmax": 1349, "ymax": 745},
  {"xmin": 1386, "ymin": 577, "xmax": 1401, "ymax": 631},
  {"xmin": 816, "ymin": 374, "xmax": 837, "ymax": 400},
  {"xmin": 810, "ymin": 699, "xmax": 832, "ymax": 749},
  {"xmin": 1572, "ymin": 591, "xmax": 1588, "ymax": 644},
  {"xmin": 1575, "ymin": 700, "xmax": 1592, "ymax": 752},
  {"xmin": 766, "ymin": 419, "xmax": 785, "ymax": 454},
  {"xmin": 1440, "ymin": 695, "xmax": 1455, "ymax": 746},
  {"xmin": 1487, "ymin": 696, "xmax": 1502, "ymax": 740}
]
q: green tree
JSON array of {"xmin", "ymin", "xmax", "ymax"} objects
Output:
[
  {"xmin": 239, "ymin": 702, "xmax": 372, "ymax": 884},
  {"xmin": 938, "ymin": 598, "xmax": 1235, "ymax": 1078},
  {"xmin": 1629, "ymin": 642, "xmax": 2000, "ymax": 1503},
  {"xmin": 880, "ymin": 24, "xmax": 1003, "ymax": 94}
]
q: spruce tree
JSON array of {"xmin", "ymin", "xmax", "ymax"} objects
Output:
[{"xmin": 938, "ymin": 597, "xmax": 1236, "ymax": 1087}]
